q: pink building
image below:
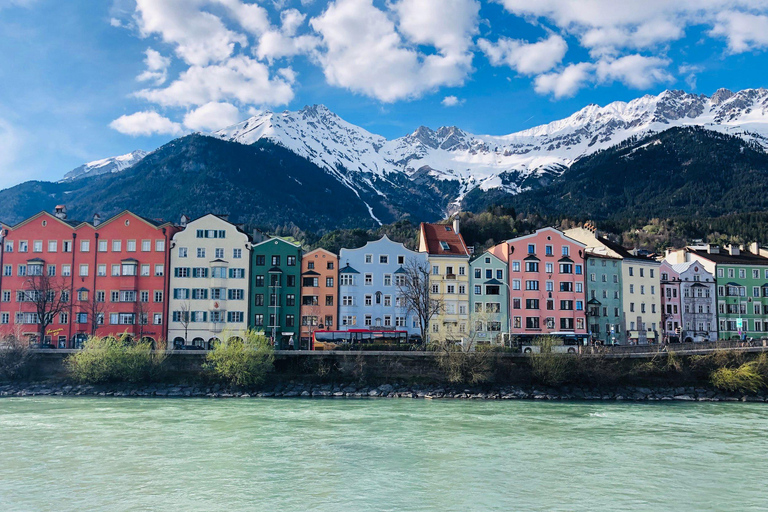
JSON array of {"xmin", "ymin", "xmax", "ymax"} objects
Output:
[
  {"xmin": 659, "ymin": 261, "xmax": 682, "ymax": 341},
  {"xmin": 497, "ymin": 228, "xmax": 588, "ymax": 335}
]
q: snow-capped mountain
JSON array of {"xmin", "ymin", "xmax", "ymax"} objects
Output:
[
  {"xmin": 61, "ymin": 150, "xmax": 148, "ymax": 182},
  {"xmin": 214, "ymin": 88, "xmax": 768, "ymax": 208}
]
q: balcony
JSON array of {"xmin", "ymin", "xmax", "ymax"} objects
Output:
[{"xmin": 444, "ymin": 273, "xmax": 456, "ymax": 280}]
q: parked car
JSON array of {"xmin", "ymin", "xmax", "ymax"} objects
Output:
[{"xmin": 31, "ymin": 342, "xmax": 57, "ymax": 349}]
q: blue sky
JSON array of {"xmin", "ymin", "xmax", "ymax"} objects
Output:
[{"xmin": 1, "ymin": 0, "xmax": 768, "ymax": 187}]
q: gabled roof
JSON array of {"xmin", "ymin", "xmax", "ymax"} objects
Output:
[
  {"xmin": 419, "ymin": 223, "xmax": 469, "ymax": 257},
  {"xmin": 483, "ymin": 278, "xmax": 504, "ymax": 285},
  {"xmin": 251, "ymin": 236, "xmax": 301, "ymax": 250},
  {"xmin": 174, "ymin": 213, "xmax": 252, "ymax": 242},
  {"xmin": 597, "ymin": 236, "xmax": 658, "ymax": 263},
  {"xmin": 339, "ymin": 264, "xmax": 360, "ymax": 274},
  {"xmin": 302, "ymin": 270, "xmax": 321, "ymax": 276},
  {"xmin": 268, "ymin": 266, "xmax": 283, "ymax": 273},
  {"xmin": 394, "ymin": 266, "xmax": 408, "ymax": 274},
  {"xmin": 688, "ymin": 248, "xmax": 768, "ymax": 266}
]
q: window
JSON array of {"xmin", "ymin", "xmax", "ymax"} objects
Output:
[
  {"xmin": 255, "ymin": 255, "xmax": 265, "ymax": 266},
  {"xmin": 155, "ymin": 265, "xmax": 164, "ymax": 276},
  {"xmin": 33, "ymin": 240, "xmax": 43, "ymax": 252},
  {"xmin": 560, "ymin": 300, "xmax": 574, "ymax": 310},
  {"xmin": 287, "ymin": 256, "xmax": 296, "ymax": 266},
  {"xmin": 154, "ymin": 291, "xmax": 163, "ymax": 302},
  {"xmin": 126, "ymin": 240, "xmax": 136, "ymax": 252},
  {"xmin": 254, "ymin": 275, "xmax": 264, "ymax": 287},
  {"xmin": 559, "ymin": 263, "xmax": 573, "ymax": 274},
  {"xmin": 326, "ymin": 277, "xmax": 334, "ymax": 287},
  {"xmin": 142, "ymin": 240, "xmax": 151, "ymax": 252},
  {"xmin": 228, "ymin": 312, "xmax": 244, "ymax": 323},
  {"xmin": 365, "ymin": 294, "xmax": 372, "ymax": 306},
  {"xmin": 62, "ymin": 265, "xmax": 71, "ymax": 277},
  {"xmin": 122, "ymin": 263, "xmax": 137, "ymax": 276},
  {"xmin": 178, "ymin": 247, "xmax": 187, "ymax": 258},
  {"xmin": 512, "ymin": 261, "xmax": 520, "ymax": 272},
  {"xmin": 174, "ymin": 267, "xmax": 190, "ymax": 278},
  {"xmin": 383, "ymin": 274, "xmax": 392, "ymax": 286},
  {"xmin": 439, "ymin": 241, "xmax": 450, "ymax": 251},
  {"xmin": 79, "ymin": 264, "xmax": 89, "ymax": 277},
  {"xmin": 379, "ymin": 255, "xmax": 389, "ymax": 264},
  {"xmin": 525, "ymin": 280, "xmax": 539, "ymax": 291},
  {"xmin": 526, "ymin": 299, "xmax": 539, "ymax": 309},
  {"xmin": 229, "ymin": 268, "xmax": 245, "ymax": 279},
  {"xmin": 340, "ymin": 274, "xmax": 354, "ymax": 286},
  {"xmin": 271, "ymin": 255, "xmax": 280, "ymax": 266},
  {"xmin": 141, "ymin": 264, "xmax": 150, "ymax": 277},
  {"xmin": 526, "ymin": 317, "xmax": 539, "ymax": 329},
  {"xmin": 512, "ymin": 279, "xmax": 521, "ymax": 290},
  {"xmin": 525, "ymin": 261, "xmax": 539, "ymax": 272},
  {"xmin": 2, "ymin": 265, "xmax": 10, "ymax": 277},
  {"xmin": 155, "ymin": 240, "xmax": 165, "ymax": 252},
  {"xmin": 365, "ymin": 254, "xmax": 373, "ymax": 264},
  {"xmin": 303, "ymin": 277, "xmax": 319, "ymax": 287},
  {"xmin": 18, "ymin": 241, "xmax": 28, "ymax": 252},
  {"xmin": 233, "ymin": 248, "xmax": 242, "ymax": 259},
  {"xmin": 342, "ymin": 316, "xmax": 356, "ymax": 326},
  {"xmin": 365, "ymin": 273, "xmax": 373, "ymax": 285},
  {"xmin": 197, "ymin": 248, "xmax": 206, "ymax": 258},
  {"xmin": 140, "ymin": 291, "xmax": 149, "ymax": 303}
]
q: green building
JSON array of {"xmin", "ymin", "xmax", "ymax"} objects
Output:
[
  {"xmin": 250, "ymin": 238, "xmax": 302, "ymax": 349},
  {"xmin": 585, "ymin": 253, "xmax": 624, "ymax": 345},
  {"xmin": 469, "ymin": 251, "xmax": 509, "ymax": 344},
  {"xmin": 684, "ymin": 244, "xmax": 768, "ymax": 340}
]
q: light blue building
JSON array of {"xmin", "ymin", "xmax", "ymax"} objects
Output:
[
  {"xmin": 469, "ymin": 251, "xmax": 510, "ymax": 344},
  {"xmin": 338, "ymin": 236, "xmax": 427, "ymax": 336}
]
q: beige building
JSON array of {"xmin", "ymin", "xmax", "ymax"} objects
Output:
[{"xmin": 419, "ymin": 219, "xmax": 471, "ymax": 339}]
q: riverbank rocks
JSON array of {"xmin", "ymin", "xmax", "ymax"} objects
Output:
[{"xmin": 1, "ymin": 381, "xmax": 767, "ymax": 402}]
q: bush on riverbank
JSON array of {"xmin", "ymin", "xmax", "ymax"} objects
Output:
[
  {"xmin": 0, "ymin": 336, "xmax": 31, "ymax": 381},
  {"xmin": 66, "ymin": 335, "xmax": 168, "ymax": 384},
  {"xmin": 529, "ymin": 336, "xmax": 577, "ymax": 387},
  {"xmin": 204, "ymin": 330, "xmax": 274, "ymax": 387},
  {"xmin": 710, "ymin": 354, "xmax": 767, "ymax": 393}
]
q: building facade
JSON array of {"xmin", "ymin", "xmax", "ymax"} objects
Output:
[
  {"xmin": 418, "ymin": 221, "xmax": 471, "ymax": 340},
  {"xmin": 659, "ymin": 260, "xmax": 717, "ymax": 342},
  {"xmin": 676, "ymin": 244, "xmax": 768, "ymax": 340},
  {"xmin": 300, "ymin": 248, "xmax": 338, "ymax": 349},
  {"xmin": 250, "ymin": 237, "xmax": 302, "ymax": 349},
  {"xmin": 469, "ymin": 251, "xmax": 509, "ymax": 344},
  {"xmin": 0, "ymin": 207, "xmax": 177, "ymax": 347},
  {"xmin": 565, "ymin": 227, "xmax": 660, "ymax": 344},
  {"xmin": 502, "ymin": 228, "xmax": 588, "ymax": 336},
  {"xmin": 585, "ymin": 254, "xmax": 624, "ymax": 345},
  {"xmin": 338, "ymin": 236, "xmax": 426, "ymax": 336},
  {"xmin": 168, "ymin": 214, "xmax": 251, "ymax": 348}
]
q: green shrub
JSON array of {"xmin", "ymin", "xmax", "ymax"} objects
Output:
[
  {"xmin": 529, "ymin": 336, "xmax": 576, "ymax": 387},
  {"xmin": 66, "ymin": 334, "xmax": 167, "ymax": 384},
  {"xmin": 710, "ymin": 354, "xmax": 768, "ymax": 393},
  {"xmin": 204, "ymin": 330, "xmax": 274, "ymax": 387}
]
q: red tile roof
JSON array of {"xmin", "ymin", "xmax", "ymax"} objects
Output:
[{"xmin": 420, "ymin": 223, "xmax": 470, "ymax": 256}]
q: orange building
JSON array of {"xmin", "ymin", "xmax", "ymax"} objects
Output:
[{"xmin": 299, "ymin": 248, "xmax": 338, "ymax": 347}]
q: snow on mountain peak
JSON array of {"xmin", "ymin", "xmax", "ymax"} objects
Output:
[
  {"xmin": 61, "ymin": 149, "xmax": 148, "ymax": 182},
  {"xmin": 211, "ymin": 89, "xmax": 768, "ymax": 214}
]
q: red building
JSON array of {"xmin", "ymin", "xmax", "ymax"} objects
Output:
[
  {"xmin": 493, "ymin": 227, "xmax": 588, "ymax": 335},
  {"xmin": 0, "ymin": 207, "xmax": 177, "ymax": 347}
]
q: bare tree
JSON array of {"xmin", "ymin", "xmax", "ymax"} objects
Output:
[
  {"xmin": 178, "ymin": 300, "xmax": 191, "ymax": 346},
  {"xmin": 81, "ymin": 291, "xmax": 108, "ymax": 337},
  {"xmin": 23, "ymin": 272, "xmax": 70, "ymax": 346},
  {"xmin": 396, "ymin": 258, "xmax": 443, "ymax": 345}
]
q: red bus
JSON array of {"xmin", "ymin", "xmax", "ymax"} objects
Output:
[{"xmin": 312, "ymin": 329, "xmax": 410, "ymax": 351}]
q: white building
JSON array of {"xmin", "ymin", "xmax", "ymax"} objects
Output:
[{"xmin": 168, "ymin": 214, "xmax": 251, "ymax": 347}]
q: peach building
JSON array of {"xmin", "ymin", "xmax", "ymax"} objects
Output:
[{"xmin": 299, "ymin": 248, "xmax": 338, "ymax": 347}]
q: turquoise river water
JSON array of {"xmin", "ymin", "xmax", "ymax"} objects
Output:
[{"xmin": 0, "ymin": 398, "xmax": 766, "ymax": 511}]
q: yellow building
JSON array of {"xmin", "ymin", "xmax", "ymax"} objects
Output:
[{"xmin": 418, "ymin": 219, "xmax": 471, "ymax": 340}]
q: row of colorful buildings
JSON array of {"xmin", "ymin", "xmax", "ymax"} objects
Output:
[{"xmin": 1, "ymin": 207, "xmax": 767, "ymax": 349}]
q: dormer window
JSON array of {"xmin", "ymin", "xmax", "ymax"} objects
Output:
[
  {"xmin": 444, "ymin": 226, "xmax": 451, "ymax": 231},
  {"xmin": 440, "ymin": 241, "xmax": 450, "ymax": 250}
]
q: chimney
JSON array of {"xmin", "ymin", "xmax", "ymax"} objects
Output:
[
  {"xmin": 180, "ymin": 214, "xmax": 189, "ymax": 227},
  {"xmin": 217, "ymin": 213, "xmax": 230, "ymax": 221},
  {"xmin": 92, "ymin": 213, "xmax": 101, "ymax": 226},
  {"xmin": 54, "ymin": 205, "xmax": 67, "ymax": 220},
  {"xmin": 749, "ymin": 242, "xmax": 759, "ymax": 254},
  {"xmin": 453, "ymin": 217, "xmax": 460, "ymax": 234},
  {"xmin": 707, "ymin": 244, "xmax": 720, "ymax": 254},
  {"xmin": 728, "ymin": 244, "xmax": 740, "ymax": 256}
]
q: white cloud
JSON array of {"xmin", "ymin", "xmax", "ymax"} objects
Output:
[
  {"xmin": 134, "ymin": 0, "xmax": 247, "ymax": 66},
  {"xmin": 137, "ymin": 48, "xmax": 171, "ymax": 85},
  {"xmin": 109, "ymin": 111, "xmax": 183, "ymax": 136},
  {"xmin": 136, "ymin": 56, "xmax": 295, "ymax": 107},
  {"xmin": 711, "ymin": 11, "xmax": 768, "ymax": 54},
  {"xmin": 595, "ymin": 54, "xmax": 673, "ymax": 89},
  {"xmin": 183, "ymin": 101, "xmax": 242, "ymax": 131},
  {"xmin": 441, "ymin": 95, "xmax": 464, "ymax": 107},
  {"xmin": 679, "ymin": 63, "xmax": 702, "ymax": 90},
  {"xmin": 309, "ymin": 0, "xmax": 478, "ymax": 102},
  {"xmin": 494, "ymin": 0, "xmax": 767, "ymax": 55},
  {"xmin": 255, "ymin": 9, "xmax": 320, "ymax": 62},
  {"xmin": 214, "ymin": 0, "xmax": 271, "ymax": 35},
  {"xmin": 478, "ymin": 34, "xmax": 567, "ymax": 75},
  {"xmin": 533, "ymin": 62, "xmax": 594, "ymax": 98}
]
